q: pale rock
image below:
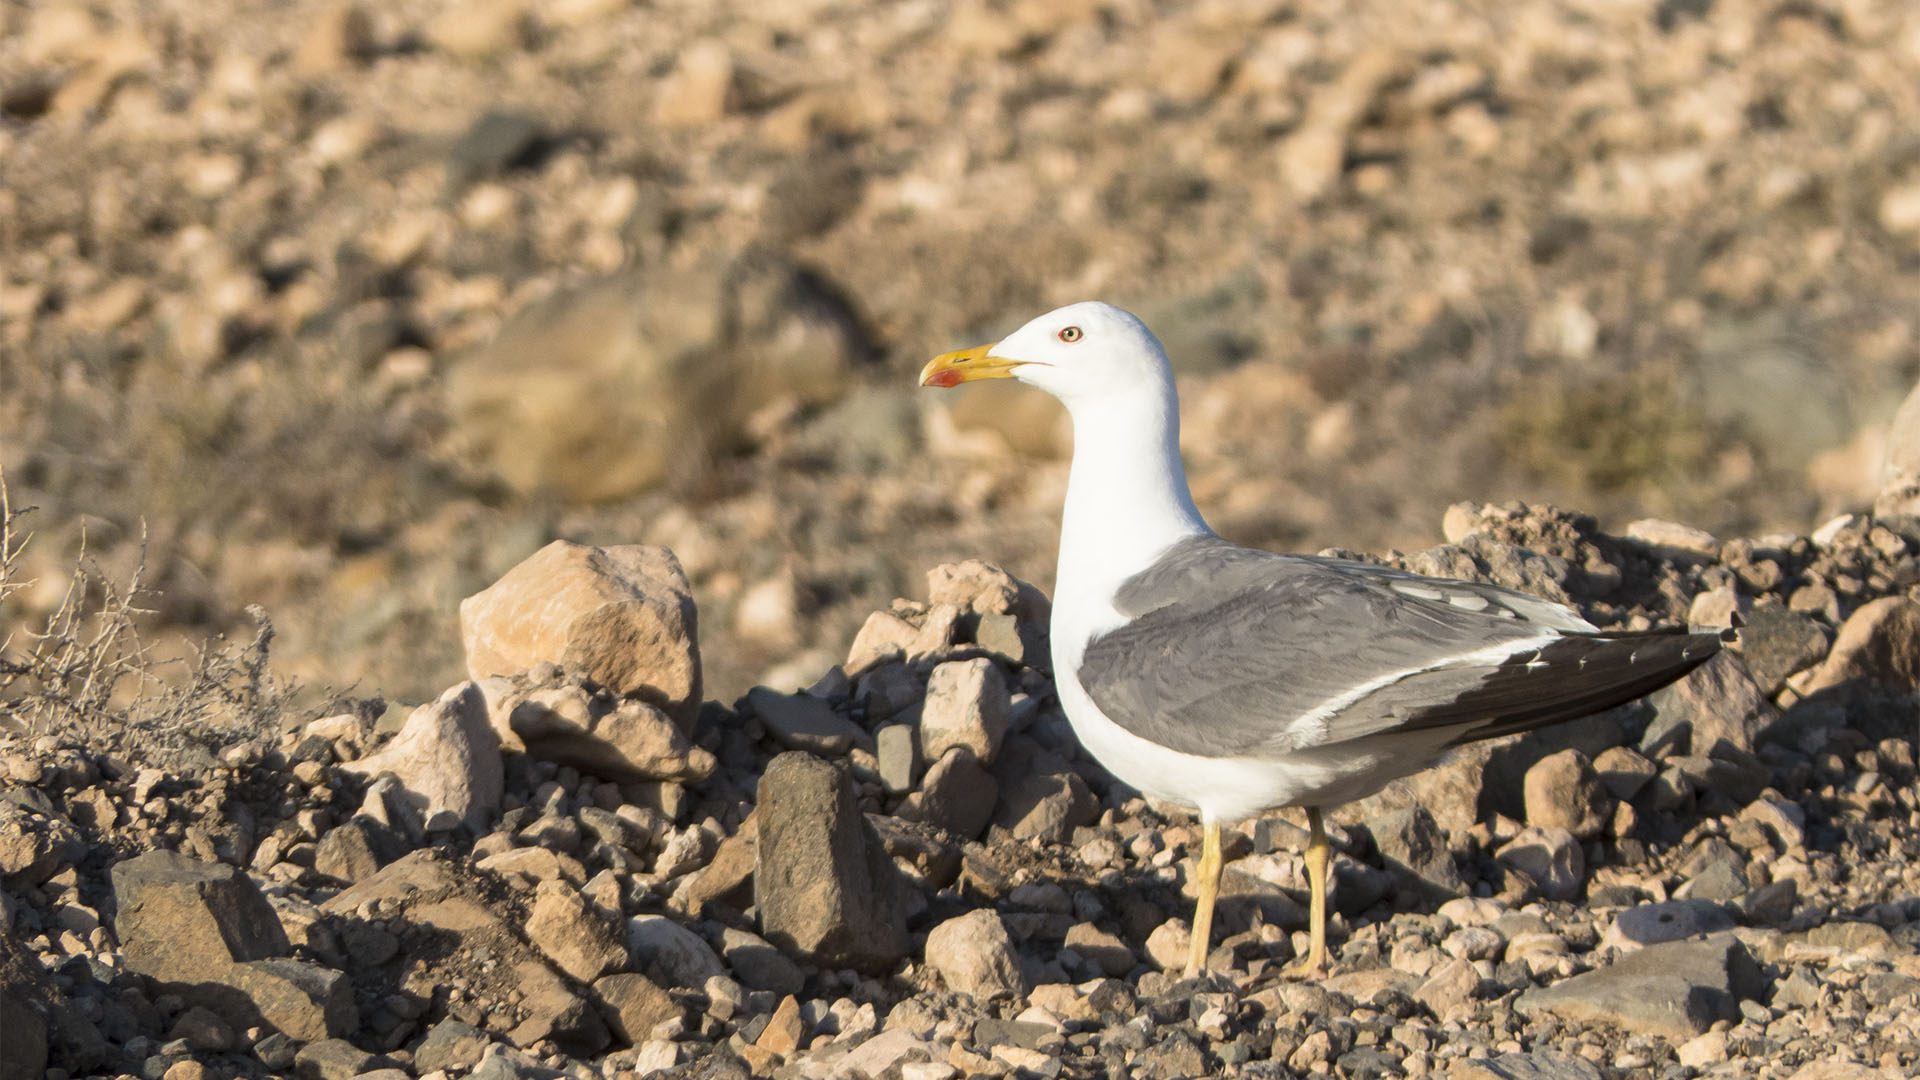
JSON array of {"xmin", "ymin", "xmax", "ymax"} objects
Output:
[
  {"xmin": 1505, "ymin": 932, "xmax": 1571, "ymax": 975},
  {"xmin": 1879, "ymin": 183, "xmax": 1920, "ymax": 235},
  {"xmin": 1688, "ymin": 585, "xmax": 1746, "ymax": 629},
  {"xmin": 651, "ymin": 824, "xmax": 715, "ymax": 881},
  {"xmin": 926, "ymin": 559, "xmax": 1046, "ymax": 622},
  {"xmin": 1522, "ymin": 749, "xmax": 1612, "ymax": 839},
  {"xmin": 833, "ymin": 1029, "xmax": 935, "ymax": 1078},
  {"xmin": 1415, "ymin": 956, "xmax": 1480, "ymax": 1020},
  {"xmin": 292, "ymin": 2, "xmax": 376, "ymax": 77},
  {"xmin": 1436, "ymin": 897, "xmax": 1506, "ymax": 926},
  {"xmin": 1441, "ymin": 503, "xmax": 1488, "ymax": 544},
  {"xmin": 919, "ymin": 658, "xmax": 1010, "ymax": 764},
  {"xmin": 1441, "ymin": 926, "xmax": 1504, "ymax": 962},
  {"xmin": 340, "ymin": 683, "xmax": 502, "ymax": 833},
  {"xmin": 625, "ymin": 914, "xmax": 726, "ymax": 987},
  {"xmin": 1604, "ymin": 900, "xmax": 1734, "ymax": 949},
  {"xmin": 633, "ymin": 1039, "xmax": 680, "ymax": 1071},
  {"xmin": 847, "ymin": 610, "xmax": 918, "ymax": 674},
  {"xmin": 1279, "ymin": 49, "xmax": 1403, "ymax": 201},
  {"xmin": 735, "ymin": 570, "xmax": 804, "ymax": 651},
  {"xmin": 656, "ymin": 40, "xmax": 734, "ymax": 128},
  {"xmin": 1802, "ymin": 597, "xmax": 1920, "ymax": 693},
  {"xmin": 426, "ymin": 0, "xmax": 529, "ymax": 59},
  {"xmin": 1625, "ymin": 519, "xmax": 1720, "ymax": 562},
  {"xmin": 756, "ymin": 994, "xmax": 806, "ymax": 1055},
  {"xmin": 526, "ymin": 880, "xmax": 626, "ymax": 982},
  {"xmin": 909, "ymin": 602, "xmax": 964, "ymax": 659},
  {"xmin": 1143, "ymin": 919, "xmax": 1191, "ymax": 972},
  {"xmin": 477, "ymin": 845, "xmax": 573, "ymax": 885},
  {"xmin": 924, "ymin": 909, "xmax": 1025, "ymax": 1000},
  {"xmin": 461, "ymin": 540, "xmax": 701, "ymax": 725},
  {"xmin": 1496, "ymin": 826, "xmax": 1584, "ymax": 902},
  {"xmin": 1739, "ymin": 796, "xmax": 1807, "ymax": 850},
  {"xmin": 1676, "ymin": 1030, "xmax": 1728, "ymax": 1068},
  {"xmin": 507, "ymin": 690, "xmax": 714, "ymax": 783},
  {"xmin": 1028, "ymin": 983, "xmax": 1097, "ymax": 1023}
]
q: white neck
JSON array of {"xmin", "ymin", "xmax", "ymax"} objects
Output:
[{"xmin": 1052, "ymin": 383, "xmax": 1212, "ymax": 627}]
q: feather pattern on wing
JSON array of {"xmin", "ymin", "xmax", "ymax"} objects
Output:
[{"xmin": 1076, "ymin": 536, "xmax": 1725, "ymax": 760}]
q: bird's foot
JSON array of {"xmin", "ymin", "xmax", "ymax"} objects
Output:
[{"xmin": 1278, "ymin": 948, "xmax": 1328, "ymax": 981}]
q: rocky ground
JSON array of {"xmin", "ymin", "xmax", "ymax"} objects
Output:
[
  {"xmin": 6, "ymin": 0, "xmax": 1920, "ymax": 699},
  {"xmin": 4, "ymin": 497, "xmax": 1920, "ymax": 1080},
  {"xmin": 6, "ymin": 0, "xmax": 1920, "ymax": 1077}
]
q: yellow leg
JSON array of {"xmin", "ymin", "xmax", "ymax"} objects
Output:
[
  {"xmin": 1283, "ymin": 806, "xmax": 1330, "ymax": 979},
  {"xmin": 1184, "ymin": 820, "xmax": 1224, "ymax": 978}
]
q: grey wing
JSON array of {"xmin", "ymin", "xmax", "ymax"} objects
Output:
[{"xmin": 1077, "ymin": 537, "xmax": 1722, "ymax": 759}]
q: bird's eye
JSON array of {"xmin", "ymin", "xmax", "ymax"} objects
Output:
[{"xmin": 1057, "ymin": 326, "xmax": 1083, "ymax": 343}]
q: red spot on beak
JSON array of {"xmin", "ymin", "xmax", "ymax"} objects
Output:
[{"xmin": 926, "ymin": 368, "xmax": 965, "ymax": 388}]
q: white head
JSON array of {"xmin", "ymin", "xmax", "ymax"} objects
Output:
[{"xmin": 919, "ymin": 301, "xmax": 1174, "ymax": 409}]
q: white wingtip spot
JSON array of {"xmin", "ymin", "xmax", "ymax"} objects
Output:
[
  {"xmin": 1447, "ymin": 593, "xmax": 1489, "ymax": 612},
  {"xmin": 1391, "ymin": 582, "xmax": 1448, "ymax": 602}
]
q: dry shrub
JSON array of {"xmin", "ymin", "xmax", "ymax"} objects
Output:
[{"xmin": 0, "ymin": 473, "xmax": 291, "ymax": 774}]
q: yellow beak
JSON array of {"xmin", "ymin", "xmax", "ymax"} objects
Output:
[{"xmin": 920, "ymin": 342, "xmax": 1019, "ymax": 387}]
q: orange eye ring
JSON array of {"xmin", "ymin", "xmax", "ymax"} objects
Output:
[{"xmin": 1057, "ymin": 326, "xmax": 1083, "ymax": 343}]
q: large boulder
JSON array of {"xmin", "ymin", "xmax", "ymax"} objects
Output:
[
  {"xmin": 461, "ymin": 541, "xmax": 702, "ymax": 726},
  {"xmin": 111, "ymin": 850, "xmax": 291, "ymax": 983},
  {"xmin": 1517, "ymin": 935, "xmax": 1766, "ymax": 1039}
]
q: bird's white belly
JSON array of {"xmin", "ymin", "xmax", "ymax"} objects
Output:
[{"xmin": 1052, "ymin": 653, "xmax": 1458, "ymax": 825}]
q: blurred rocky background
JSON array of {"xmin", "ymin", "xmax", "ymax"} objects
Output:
[{"xmin": 4, "ymin": 0, "xmax": 1920, "ymax": 703}]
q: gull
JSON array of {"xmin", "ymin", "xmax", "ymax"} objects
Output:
[{"xmin": 921, "ymin": 301, "xmax": 1725, "ymax": 978}]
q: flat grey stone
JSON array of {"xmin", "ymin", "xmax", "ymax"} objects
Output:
[
  {"xmin": 1517, "ymin": 933, "xmax": 1765, "ymax": 1038},
  {"xmin": 625, "ymin": 914, "xmax": 725, "ymax": 988},
  {"xmin": 876, "ymin": 724, "xmax": 919, "ymax": 794},
  {"xmin": 719, "ymin": 927, "xmax": 805, "ymax": 995},
  {"xmin": 746, "ymin": 688, "xmax": 861, "ymax": 756},
  {"xmin": 412, "ymin": 1019, "xmax": 491, "ymax": 1073}
]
